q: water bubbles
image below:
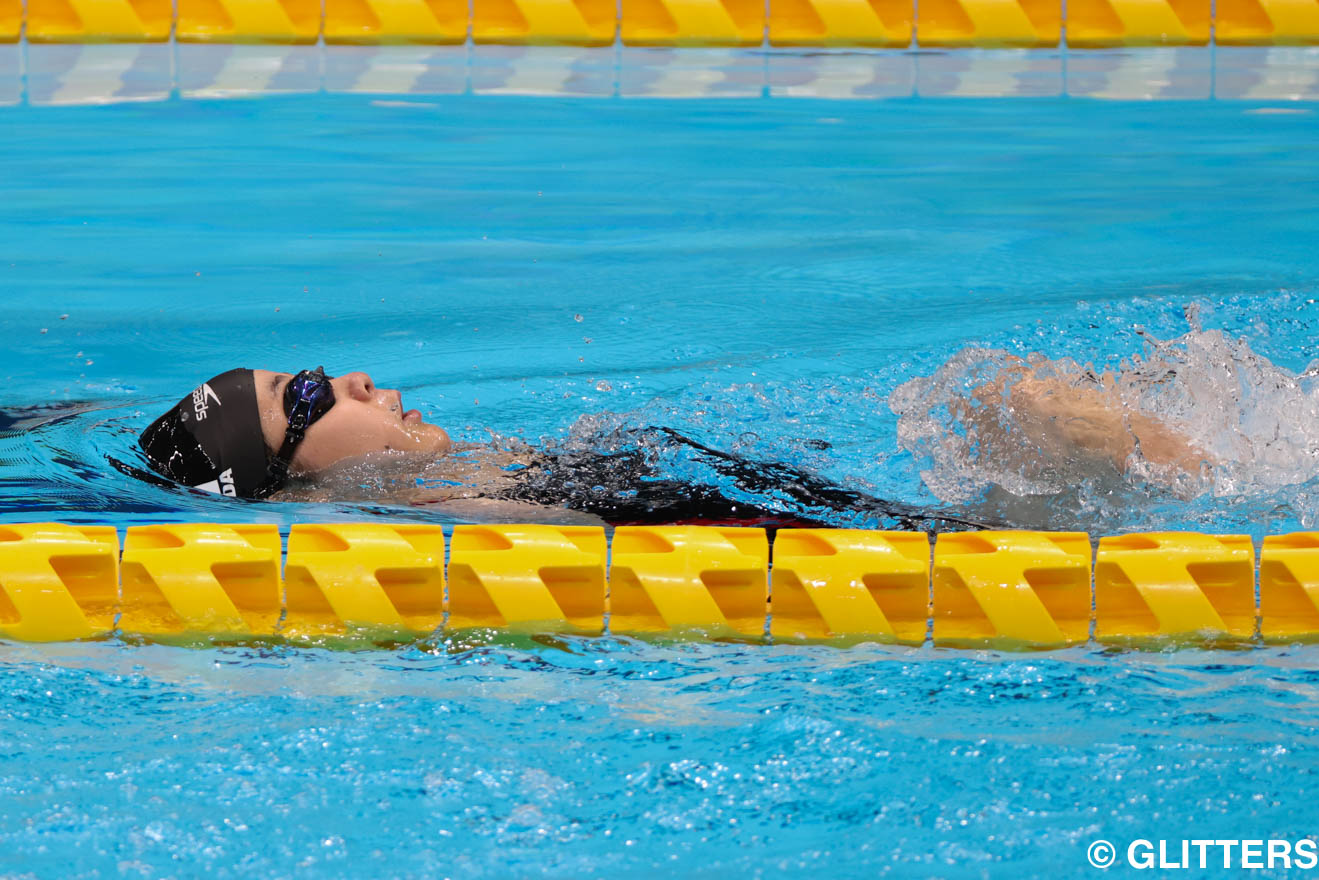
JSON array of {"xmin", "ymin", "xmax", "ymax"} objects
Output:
[{"xmin": 1184, "ymin": 302, "xmax": 1203, "ymax": 333}]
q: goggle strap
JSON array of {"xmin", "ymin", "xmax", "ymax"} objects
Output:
[
  {"xmin": 255, "ymin": 427, "xmax": 304, "ymax": 497},
  {"xmin": 261, "ymin": 367, "xmax": 335, "ymax": 498}
]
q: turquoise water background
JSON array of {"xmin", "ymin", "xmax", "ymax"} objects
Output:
[
  {"xmin": 3, "ymin": 89, "xmax": 1318, "ymax": 531},
  {"xmin": 2, "ymin": 62, "xmax": 1319, "ymax": 876}
]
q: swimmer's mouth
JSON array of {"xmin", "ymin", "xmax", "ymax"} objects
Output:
[
  {"xmin": 394, "ymin": 391, "xmax": 426, "ymax": 426},
  {"xmin": 394, "ymin": 391, "xmax": 418, "ymax": 423}
]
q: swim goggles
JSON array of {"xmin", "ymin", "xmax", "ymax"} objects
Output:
[{"xmin": 255, "ymin": 366, "xmax": 336, "ymax": 497}]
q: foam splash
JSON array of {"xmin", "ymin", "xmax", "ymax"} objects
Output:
[{"xmin": 890, "ymin": 328, "xmax": 1319, "ymax": 529}]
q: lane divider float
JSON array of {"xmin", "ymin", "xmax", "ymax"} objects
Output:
[
  {"xmin": 0, "ymin": 523, "xmax": 119, "ymax": 642},
  {"xmin": 933, "ymin": 531, "xmax": 1091, "ymax": 648},
  {"xmin": 448, "ymin": 524, "xmax": 606, "ymax": 633},
  {"xmin": 8, "ymin": 0, "xmax": 1316, "ymax": 45},
  {"xmin": 1095, "ymin": 531, "xmax": 1255, "ymax": 640},
  {"xmin": 610, "ymin": 526, "xmax": 768, "ymax": 638},
  {"xmin": 2, "ymin": 522, "xmax": 1318, "ymax": 648},
  {"xmin": 176, "ymin": 0, "xmax": 321, "ymax": 43},
  {"xmin": 770, "ymin": 529, "xmax": 928, "ymax": 643},
  {"xmin": 1216, "ymin": 0, "xmax": 1319, "ymax": 44}
]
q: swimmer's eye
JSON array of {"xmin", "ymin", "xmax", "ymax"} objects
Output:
[
  {"xmin": 255, "ymin": 366, "xmax": 337, "ymax": 497},
  {"xmin": 282, "ymin": 367, "xmax": 336, "ymax": 430}
]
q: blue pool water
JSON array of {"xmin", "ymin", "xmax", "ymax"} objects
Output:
[
  {"xmin": 5, "ymin": 638, "xmax": 1319, "ymax": 877},
  {"xmin": 2, "ymin": 51, "xmax": 1319, "ymax": 876}
]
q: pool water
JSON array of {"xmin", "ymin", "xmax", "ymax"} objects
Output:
[
  {"xmin": 5, "ymin": 638, "xmax": 1319, "ymax": 877},
  {"xmin": 4, "ymin": 85, "xmax": 1319, "ymax": 533},
  {"xmin": 2, "ymin": 50, "xmax": 1319, "ymax": 877}
]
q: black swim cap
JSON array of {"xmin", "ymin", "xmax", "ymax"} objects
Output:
[{"xmin": 138, "ymin": 368, "xmax": 270, "ymax": 499}]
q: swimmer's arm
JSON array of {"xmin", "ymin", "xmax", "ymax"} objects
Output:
[{"xmin": 1003, "ymin": 375, "xmax": 1213, "ymax": 475}]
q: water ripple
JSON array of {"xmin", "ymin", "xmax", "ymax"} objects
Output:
[{"xmin": 0, "ymin": 641, "xmax": 1317, "ymax": 875}]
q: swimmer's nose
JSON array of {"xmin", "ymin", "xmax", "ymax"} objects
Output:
[{"xmin": 340, "ymin": 371, "xmax": 376, "ymax": 403}]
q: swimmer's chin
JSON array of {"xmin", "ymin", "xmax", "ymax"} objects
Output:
[{"xmin": 408, "ymin": 418, "xmax": 452, "ymax": 455}]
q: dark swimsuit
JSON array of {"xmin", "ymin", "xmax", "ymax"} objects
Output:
[{"xmin": 499, "ymin": 427, "xmax": 991, "ymax": 533}]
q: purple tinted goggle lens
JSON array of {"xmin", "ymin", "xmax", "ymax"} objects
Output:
[{"xmin": 283, "ymin": 366, "xmax": 336, "ymax": 432}]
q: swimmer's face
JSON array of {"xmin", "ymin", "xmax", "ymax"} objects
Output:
[{"xmin": 253, "ymin": 369, "xmax": 451, "ymax": 475}]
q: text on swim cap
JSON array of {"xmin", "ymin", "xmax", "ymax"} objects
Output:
[
  {"xmin": 192, "ymin": 383, "xmax": 221, "ymax": 421},
  {"xmin": 193, "ymin": 468, "xmax": 237, "ymax": 497}
]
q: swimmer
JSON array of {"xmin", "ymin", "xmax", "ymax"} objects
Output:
[
  {"xmin": 139, "ymin": 368, "xmax": 451, "ymax": 499},
  {"xmin": 136, "ymin": 366, "xmax": 989, "ymax": 531},
  {"xmin": 133, "ymin": 330, "xmax": 1319, "ymax": 531}
]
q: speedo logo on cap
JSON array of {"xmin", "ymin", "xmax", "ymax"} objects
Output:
[{"xmin": 192, "ymin": 383, "xmax": 222, "ymax": 421}]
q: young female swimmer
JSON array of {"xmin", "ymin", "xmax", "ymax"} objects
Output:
[
  {"xmin": 137, "ymin": 365, "xmax": 1211, "ymax": 528},
  {"xmin": 137, "ymin": 367, "xmax": 539, "ymax": 521}
]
